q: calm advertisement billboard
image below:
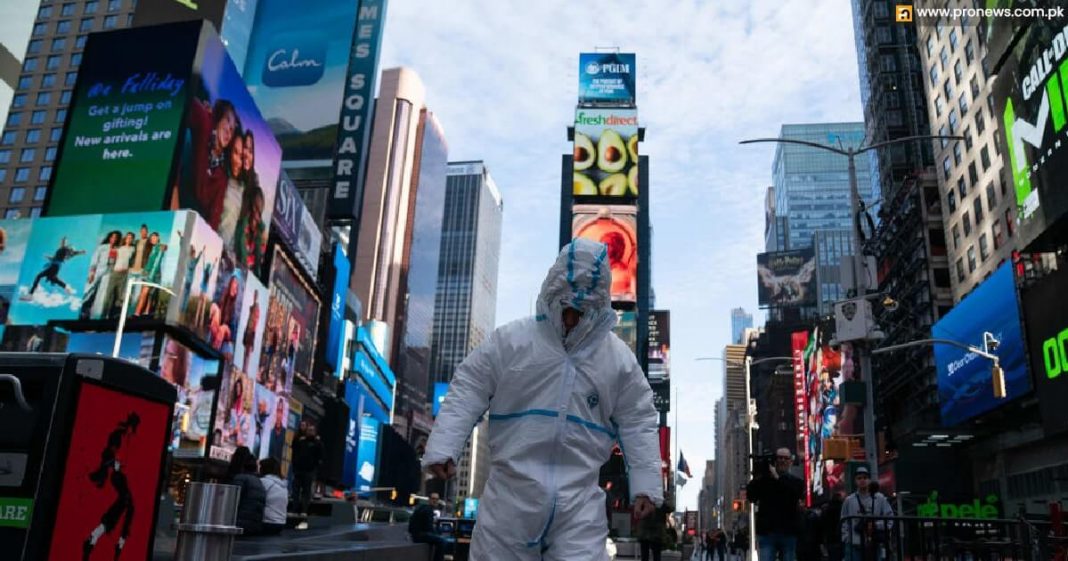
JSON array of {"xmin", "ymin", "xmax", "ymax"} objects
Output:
[
  {"xmin": 46, "ymin": 24, "xmax": 198, "ymax": 216},
  {"xmin": 572, "ymin": 204, "xmax": 637, "ymax": 303},
  {"xmin": 573, "ymin": 109, "xmax": 639, "ymax": 199},
  {"xmin": 993, "ymin": 14, "xmax": 1068, "ymax": 250},
  {"xmin": 934, "ymin": 263, "xmax": 1029, "ymax": 426},
  {"xmin": 756, "ymin": 249, "xmax": 817, "ymax": 308},
  {"xmin": 578, "ymin": 52, "xmax": 636, "ymax": 106}
]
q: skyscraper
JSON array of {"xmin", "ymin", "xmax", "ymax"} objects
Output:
[
  {"xmin": 730, "ymin": 307, "xmax": 752, "ymax": 345},
  {"xmin": 852, "ymin": 0, "xmax": 953, "ymax": 474},
  {"xmin": 771, "ymin": 122, "xmax": 873, "ymax": 312},
  {"xmin": 0, "ymin": 0, "xmax": 137, "ymax": 219},
  {"xmin": 429, "ymin": 160, "xmax": 503, "ymax": 500}
]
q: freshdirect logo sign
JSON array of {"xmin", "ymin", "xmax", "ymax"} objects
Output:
[
  {"xmin": 262, "ymin": 40, "xmax": 326, "ymax": 87},
  {"xmin": 1002, "ymin": 24, "xmax": 1068, "ymax": 218}
]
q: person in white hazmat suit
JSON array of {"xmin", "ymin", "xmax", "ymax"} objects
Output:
[{"xmin": 423, "ymin": 238, "xmax": 663, "ymax": 560}]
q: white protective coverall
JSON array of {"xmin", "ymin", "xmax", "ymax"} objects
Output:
[{"xmin": 422, "ymin": 238, "xmax": 663, "ymax": 561}]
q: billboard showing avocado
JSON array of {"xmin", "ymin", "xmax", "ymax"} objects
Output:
[{"xmin": 573, "ymin": 110, "xmax": 638, "ymax": 199}]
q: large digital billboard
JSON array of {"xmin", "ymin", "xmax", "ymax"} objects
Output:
[
  {"xmin": 993, "ymin": 13, "xmax": 1068, "ymax": 250},
  {"xmin": 356, "ymin": 415, "xmax": 381, "ymax": 493},
  {"xmin": 261, "ymin": 247, "xmax": 320, "ymax": 389},
  {"xmin": 1021, "ymin": 266, "xmax": 1068, "ymax": 435},
  {"xmin": 756, "ymin": 249, "xmax": 817, "ymax": 308},
  {"xmin": 934, "ymin": 263, "xmax": 1030, "ymax": 426},
  {"xmin": 324, "ymin": 244, "xmax": 350, "ymax": 372},
  {"xmin": 647, "ymin": 310, "xmax": 670, "ymax": 382},
  {"xmin": 613, "ymin": 310, "xmax": 638, "ymax": 355},
  {"xmin": 572, "ymin": 205, "xmax": 637, "ymax": 303},
  {"xmin": 573, "ymin": 109, "xmax": 639, "ymax": 199},
  {"xmin": 159, "ymin": 335, "xmax": 221, "ymax": 458},
  {"xmin": 46, "ymin": 24, "xmax": 198, "ymax": 216},
  {"xmin": 578, "ymin": 53, "xmax": 636, "ymax": 106},
  {"xmin": 173, "ymin": 26, "xmax": 280, "ymax": 278}
]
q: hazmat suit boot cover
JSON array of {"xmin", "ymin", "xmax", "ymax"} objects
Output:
[{"xmin": 423, "ymin": 238, "xmax": 663, "ymax": 561}]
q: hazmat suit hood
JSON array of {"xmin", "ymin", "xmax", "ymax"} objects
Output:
[{"xmin": 536, "ymin": 238, "xmax": 617, "ymax": 351}]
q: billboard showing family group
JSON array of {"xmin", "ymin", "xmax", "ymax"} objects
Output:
[
  {"xmin": 0, "ymin": 212, "xmax": 187, "ymax": 327},
  {"xmin": 45, "ymin": 21, "xmax": 280, "ymax": 284}
]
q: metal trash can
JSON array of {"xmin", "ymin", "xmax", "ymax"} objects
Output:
[{"xmin": 174, "ymin": 482, "xmax": 243, "ymax": 561}]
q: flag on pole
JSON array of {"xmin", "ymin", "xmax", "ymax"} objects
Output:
[{"xmin": 677, "ymin": 451, "xmax": 692, "ymax": 478}]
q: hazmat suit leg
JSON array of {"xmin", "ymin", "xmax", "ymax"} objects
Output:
[{"xmin": 542, "ymin": 486, "xmax": 610, "ymax": 561}]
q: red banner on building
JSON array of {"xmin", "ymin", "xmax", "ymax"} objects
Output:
[{"xmin": 792, "ymin": 331, "xmax": 812, "ymax": 507}]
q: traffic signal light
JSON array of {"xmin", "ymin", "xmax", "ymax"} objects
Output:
[
  {"xmin": 687, "ymin": 528, "xmax": 696, "ymax": 536},
  {"xmin": 732, "ymin": 500, "xmax": 743, "ymax": 512},
  {"xmin": 390, "ymin": 488, "xmax": 398, "ymax": 501}
]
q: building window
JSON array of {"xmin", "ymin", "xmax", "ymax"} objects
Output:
[
  {"xmin": 52, "ymin": 37, "xmax": 66, "ymax": 52},
  {"xmin": 30, "ymin": 207, "xmax": 42, "ymax": 218},
  {"xmin": 949, "ymin": 109, "xmax": 959, "ymax": 133},
  {"xmin": 980, "ymin": 146, "xmax": 991, "ymax": 171},
  {"xmin": 65, "ymin": 72, "xmax": 77, "ymax": 86},
  {"xmin": 9, "ymin": 187, "xmax": 25, "ymax": 203},
  {"xmin": 957, "ymin": 176, "xmax": 967, "ymax": 198},
  {"xmin": 34, "ymin": 186, "xmax": 48, "ymax": 201},
  {"xmin": 986, "ymin": 183, "xmax": 997, "ymax": 212},
  {"xmin": 0, "ymin": 150, "xmax": 10, "ymax": 164},
  {"xmin": 14, "ymin": 168, "xmax": 31, "ymax": 183},
  {"xmin": 976, "ymin": 111, "xmax": 985, "ymax": 134},
  {"xmin": 953, "ymin": 224, "xmax": 961, "ymax": 249},
  {"xmin": 927, "ymin": 35, "xmax": 936, "ymax": 57},
  {"xmin": 11, "ymin": 94, "xmax": 26, "ymax": 109},
  {"xmin": 108, "ymin": 0, "xmax": 122, "ymax": 11},
  {"xmin": 992, "ymin": 220, "xmax": 1004, "ymax": 250},
  {"xmin": 54, "ymin": 109, "xmax": 67, "ymax": 123},
  {"xmin": 1005, "ymin": 208, "xmax": 1015, "ymax": 237},
  {"xmin": 75, "ymin": 34, "xmax": 87, "ymax": 49},
  {"xmin": 60, "ymin": 90, "xmax": 71, "ymax": 104},
  {"xmin": 965, "ymin": 41, "xmax": 975, "ymax": 65},
  {"xmin": 39, "ymin": 166, "xmax": 52, "ymax": 181},
  {"xmin": 930, "ymin": 64, "xmax": 939, "ymax": 83},
  {"xmin": 36, "ymin": 92, "xmax": 51, "ymax": 106},
  {"xmin": 70, "ymin": 53, "xmax": 82, "ymax": 66},
  {"xmin": 959, "ymin": 91, "xmax": 968, "ymax": 113},
  {"xmin": 979, "ymin": 233, "xmax": 990, "ymax": 261},
  {"xmin": 939, "ymin": 124, "xmax": 949, "ymax": 147},
  {"xmin": 17, "ymin": 75, "xmax": 32, "ymax": 89},
  {"xmin": 30, "ymin": 111, "xmax": 46, "ymax": 125},
  {"xmin": 943, "ymin": 157, "xmax": 952, "ymax": 180},
  {"xmin": 943, "ymin": 78, "xmax": 953, "ymax": 99},
  {"xmin": 27, "ymin": 39, "xmax": 43, "ymax": 54},
  {"xmin": 969, "ymin": 162, "xmax": 979, "ymax": 185},
  {"xmin": 953, "ymin": 142, "xmax": 963, "ymax": 165},
  {"xmin": 963, "ymin": 127, "xmax": 973, "ymax": 150},
  {"xmin": 33, "ymin": 22, "xmax": 47, "ymax": 36},
  {"xmin": 963, "ymin": 211, "xmax": 972, "ymax": 236},
  {"xmin": 4, "ymin": 209, "xmax": 20, "ymax": 219},
  {"xmin": 57, "ymin": 20, "xmax": 72, "ymax": 33},
  {"xmin": 79, "ymin": 17, "xmax": 93, "ymax": 32},
  {"xmin": 982, "ymin": 55, "xmax": 991, "ymax": 78},
  {"xmin": 23, "ymin": 58, "xmax": 38, "ymax": 72},
  {"xmin": 44, "ymin": 147, "xmax": 57, "ymax": 162},
  {"xmin": 950, "ymin": 29, "xmax": 959, "ymax": 49},
  {"xmin": 956, "ymin": 258, "xmax": 966, "ymax": 283},
  {"xmin": 974, "ymin": 196, "xmax": 984, "ymax": 224},
  {"xmin": 954, "ymin": 60, "xmax": 963, "ymax": 85},
  {"xmin": 1, "ymin": 132, "xmax": 15, "ymax": 145},
  {"xmin": 103, "ymin": 15, "xmax": 117, "ymax": 28},
  {"xmin": 50, "ymin": 128, "xmax": 62, "ymax": 142},
  {"xmin": 6, "ymin": 113, "xmax": 22, "ymax": 127},
  {"xmin": 935, "ymin": 95, "xmax": 945, "ymax": 117},
  {"xmin": 947, "ymin": 190, "xmax": 957, "ymax": 213},
  {"xmin": 19, "ymin": 148, "xmax": 36, "ymax": 163},
  {"xmin": 38, "ymin": 5, "xmax": 53, "ymax": 18},
  {"xmin": 0, "ymin": 170, "xmax": 5, "ymax": 183},
  {"xmin": 967, "ymin": 246, "xmax": 977, "ymax": 272},
  {"xmin": 61, "ymin": 3, "xmax": 75, "ymax": 16},
  {"xmin": 940, "ymin": 46, "xmax": 949, "ymax": 69},
  {"xmin": 86, "ymin": 0, "xmax": 99, "ymax": 13},
  {"xmin": 46, "ymin": 55, "xmax": 61, "ymax": 70},
  {"xmin": 937, "ymin": 18, "xmax": 945, "ymax": 37}
]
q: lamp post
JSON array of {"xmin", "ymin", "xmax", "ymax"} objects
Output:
[
  {"xmin": 872, "ymin": 334, "xmax": 1005, "ymax": 397},
  {"xmin": 697, "ymin": 355, "xmax": 793, "ymax": 561},
  {"xmin": 113, "ymin": 278, "xmax": 175, "ymax": 358},
  {"xmin": 739, "ymin": 133, "xmax": 964, "ymax": 479}
]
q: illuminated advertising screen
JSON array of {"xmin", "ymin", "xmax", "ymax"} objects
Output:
[
  {"xmin": 353, "ymin": 325, "xmax": 394, "ymax": 422},
  {"xmin": 260, "ymin": 246, "xmax": 320, "ymax": 388},
  {"xmin": 573, "ymin": 109, "xmax": 639, "ymax": 199},
  {"xmin": 241, "ymin": 0, "xmax": 358, "ymax": 160},
  {"xmin": 173, "ymin": 26, "xmax": 280, "ymax": 279},
  {"xmin": 158, "ymin": 336, "xmax": 221, "ymax": 458},
  {"xmin": 572, "ymin": 204, "xmax": 637, "ymax": 302},
  {"xmin": 792, "ymin": 331, "xmax": 810, "ymax": 505},
  {"xmin": 578, "ymin": 52, "xmax": 636, "ymax": 106},
  {"xmin": 174, "ymin": 212, "xmax": 225, "ymax": 339},
  {"xmin": 934, "ymin": 263, "xmax": 1030, "ymax": 426},
  {"xmin": 46, "ymin": 24, "xmax": 198, "ymax": 216},
  {"xmin": 211, "ymin": 364, "xmax": 254, "ymax": 461},
  {"xmin": 1021, "ymin": 266, "xmax": 1068, "ymax": 434},
  {"xmin": 47, "ymin": 382, "xmax": 171, "ymax": 561},
  {"xmin": 992, "ymin": 13, "xmax": 1068, "ymax": 250},
  {"xmin": 237, "ymin": 273, "xmax": 268, "ymax": 383},
  {"xmin": 613, "ymin": 310, "xmax": 638, "ymax": 354},
  {"xmin": 356, "ymin": 416, "xmax": 381, "ymax": 492},
  {"xmin": 4, "ymin": 212, "xmax": 185, "ymax": 327},
  {"xmin": 325, "ymin": 244, "xmax": 349, "ymax": 372},
  {"xmin": 432, "ymin": 382, "xmax": 448, "ymax": 418},
  {"xmin": 647, "ymin": 310, "xmax": 670, "ymax": 382},
  {"xmin": 0, "ymin": 218, "xmax": 32, "ymax": 324},
  {"xmin": 756, "ymin": 249, "xmax": 817, "ymax": 308},
  {"xmin": 66, "ymin": 331, "xmax": 154, "ymax": 366}
]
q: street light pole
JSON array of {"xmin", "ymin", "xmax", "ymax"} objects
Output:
[
  {"xmin": 740, "ymin": 133, "xmax": 963, "ymax": 478},
  {"xmin": 113, "ymin": 278, "xmax": 175, "ymax": 358}
]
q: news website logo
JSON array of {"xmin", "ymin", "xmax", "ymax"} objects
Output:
[{"xmin": 896, "ymin": 4, "xmax": 914, "ymax": 22}]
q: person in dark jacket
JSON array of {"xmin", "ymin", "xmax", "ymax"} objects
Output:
[
  {"xmin": 408, "ymin": 493, "xmax": 449, "ymax": 561},
  {"xmin": 228, "ymin": 446, "xmax": 266, "ymax": 536},
  {"xmin": 821, "ymin": 492, "xmax": 845, "ymax": 561},
  {"xmin": 636, "ymin": 493, "xmax": 674, "ymax": 561},
  {"xmin": 290, "ymin": 421, "xmax": 324, "ymax": 526},
  {"xmin": 745, "ymin": 448, "xmax": 805, "ymax": 561}
]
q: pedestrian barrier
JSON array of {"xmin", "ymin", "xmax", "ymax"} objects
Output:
[
  {"xmin": 838, "ymin": 514, "xmax": 1067, "ymax": 561},
  {"xmin": 174, "ymin": 482, "xmax": 244, "ymax": 561}
]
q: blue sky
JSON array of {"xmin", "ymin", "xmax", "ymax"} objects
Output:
[{"xmin": 0, "ymin": 0, "xmax": 867, "ymax": 511}]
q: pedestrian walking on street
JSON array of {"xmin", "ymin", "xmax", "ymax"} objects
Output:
[
  {"xmin": 290, "ymin": 421, "xmax": 323, "ymax": 529},
  {"xmin": 637, "ymin": 493, "xmax": 674, "ymax": 561},
  {"xmin": 423, "ymin": 238, "xmax": 664, "ymax": 561},
  {"xmin": 745, "ymin": 448, "xmax": 805, "ymax": 561}
]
